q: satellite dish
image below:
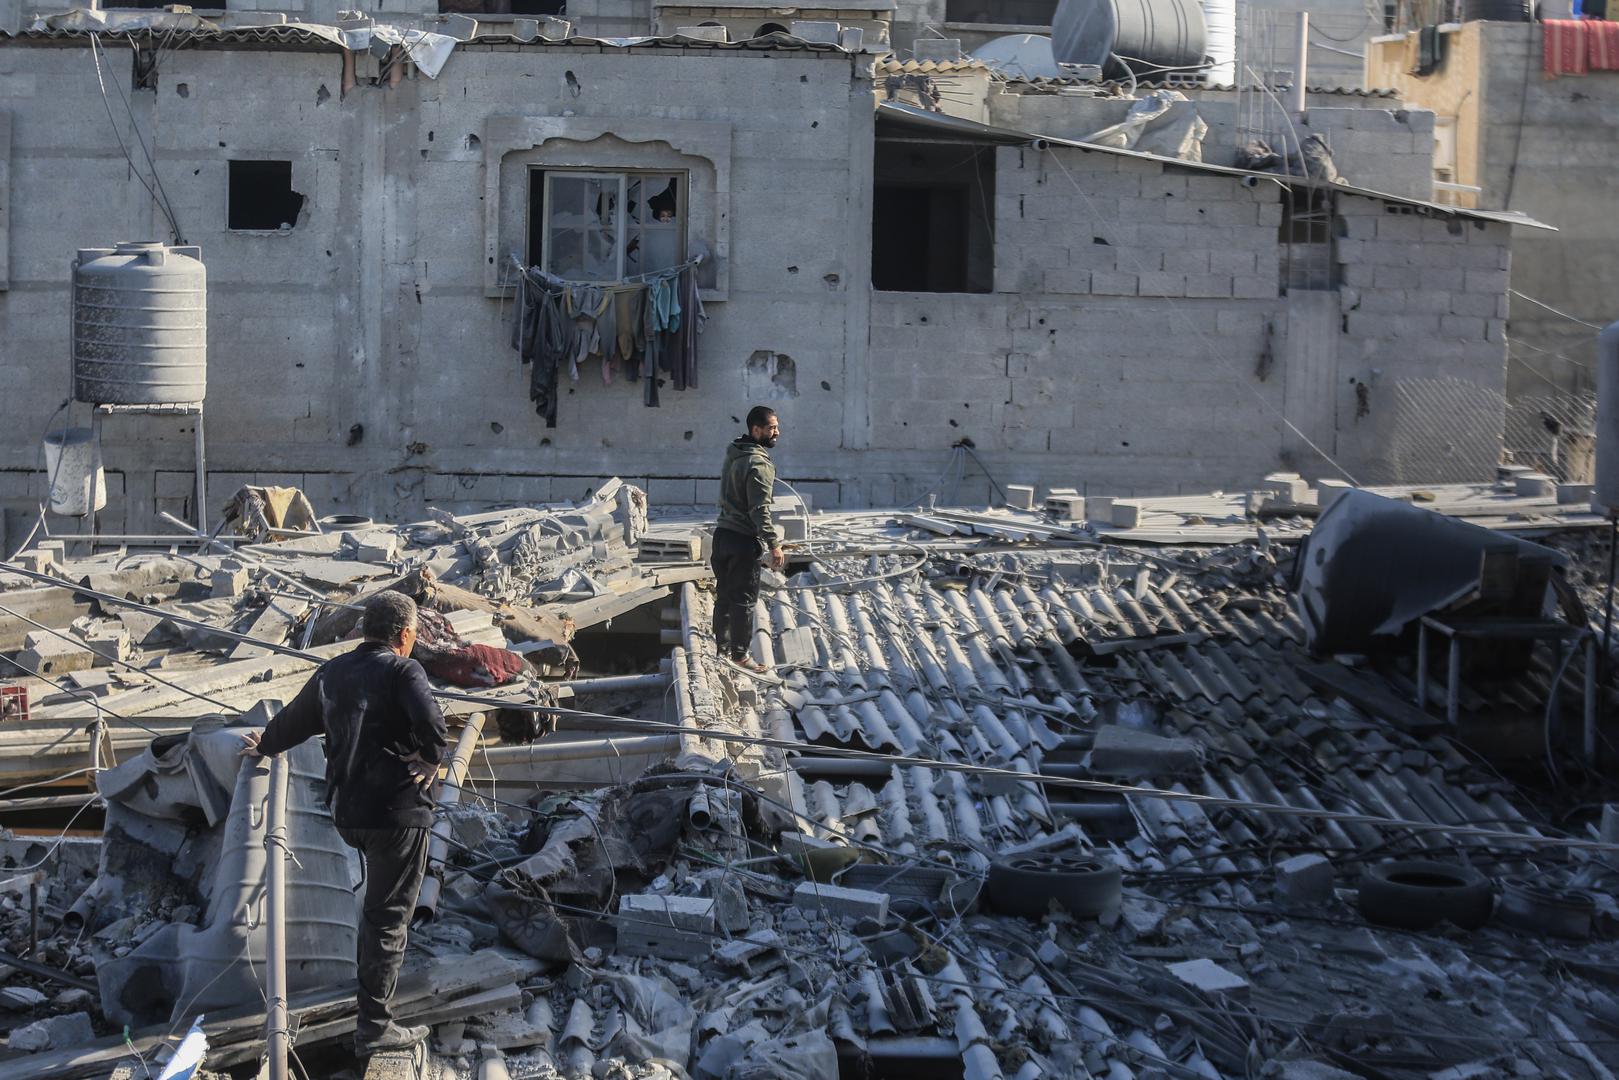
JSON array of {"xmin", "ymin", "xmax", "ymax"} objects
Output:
[{"xmin": 970, "ymin": 33, "xmax": 1066, "ymax": 81}]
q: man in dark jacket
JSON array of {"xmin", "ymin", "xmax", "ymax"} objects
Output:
[
  {"xmin": 239, "ymin": 591, "xmax": 448, "ymax": 1057},
  {"xmin": 712, "ymin": 405, "xmax": 784, "ymax": 674}
]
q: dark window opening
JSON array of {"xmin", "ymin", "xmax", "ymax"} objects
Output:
[
  {"xmin": 527, "ymin": 169, "xmax": 686, "ymax": 281},
  {"xmin": 872, "ymin": 141, "xmax": 995, "ymax": 294},
  {"xmin": 945, "ymin": 0, "xmax": 1058, "ymax": 25},
  {"xmin": 1280, "ymin": 187, "xmax": 1337, "ymax": 293},
  {"xmin": 756, "ymin": 22, "xmax": 791, "ymax": 36},
  {"xmin": 228, "ymin": 161, "xmax": 304, "ymax": 231},
  {"xmin": 438, "ymin": 0, "xmax": 562, "ymax": 13}
]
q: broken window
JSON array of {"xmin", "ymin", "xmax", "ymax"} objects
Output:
[
  {"xmin": 871, "ymin": 141, "xmax": 995, "ymax": 294},
  {"xmin": 527, "ymin": 170, "xmax": 686, "ymax": 282},
  {"xmin": 437, "ymin": 0, "xmax": 562, "ymax": 13},
  {"xmin": 945, "ymin": 0, "xmax": 1058, "ymax": 25},
  {"xmin": 227, "ymin": 160, "xmax": 304, "ymax": 231},
  {"xmin": 1279, "ymin": 187, "xmax": 1337, "ymax": 292}
]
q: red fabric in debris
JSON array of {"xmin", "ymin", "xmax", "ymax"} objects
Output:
[
  {"xmin": 1589, "ymin": 20, "xmax": 1619, "ymax": 71},
  {"xmin": 419, "ymin": 644, "xmax": 528, "ymax": 688},
  {"xmin": 1544, "ymin": 20, "xmax": 1588, "ymax": 77}
]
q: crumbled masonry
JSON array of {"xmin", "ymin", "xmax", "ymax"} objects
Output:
[{"xmin": 0, "ymin": 474, "xmax": 1617, "ymax": 1080}]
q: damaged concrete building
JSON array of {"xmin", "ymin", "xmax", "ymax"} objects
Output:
[
  {"xmin": 0, "ymin": 0, "xmax": 1551, "ymax": 544},
  {"xmin": 0, "ymin": 7, "xmax": 1614, "ymax": 1076},
  {"xmin": 0, "ymin": 472, "xmax": 1618, "ymax": 1078}
]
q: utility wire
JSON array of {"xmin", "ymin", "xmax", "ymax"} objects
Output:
[
  {"xmin": 5, "ymin": 561, "xmax": 1609, "ymax": 853},
  {"xmin": 1511, "ymin": 289, "xmax": 1607, "ymax": 332},
  {"xmin": 88, "ymin": 34, "xmax": 183, "ymax": 243}
]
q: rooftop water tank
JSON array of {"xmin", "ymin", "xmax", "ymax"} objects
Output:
[
  {"xmin": 1052, "ymin": 0, "xmax": 1208, "ymax": 79},
  {"xmin": 72, "ymin": 242, "xmax": 207, "ymax": 406}
]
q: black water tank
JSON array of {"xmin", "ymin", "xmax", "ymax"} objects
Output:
[
  {"xmin": 1052, "ymin": 0, "xmax": 1208, "ymax": 77},
  {"xmin": 1463, "ymin": 0, "xmax": 1531, "ymax": 20}
]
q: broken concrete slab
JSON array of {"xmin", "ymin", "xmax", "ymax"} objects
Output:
[
  {"xmin": 1166, "ymin": 958, "xmax": 1249, "ymax": 998},
  {"xmin": 17, "ymin": 633, "xmax": 95, "ymax": 676},
  {"xmin": 1089, "ymin": 725, "xmax": 1202, "ymax": 777},
  {"xmin": 1275, "ymin": 853, "xmax": 1334, "ymax": 906},
  {"xmin": 616, "ymin": 895, "xmax": 715, "ymax": 959},
  {"xmin": 791, "ymin": 882, "xmax": 888, "ymax": 923},
  {"xmin": 8, "ymin": 1011, "xmax": 93, "ymax": 1051},
  {"xmin": 210, "ymin": 565, "xmax": 249, "ymax": 599}
]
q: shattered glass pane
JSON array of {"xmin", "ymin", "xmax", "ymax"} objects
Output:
[{"xmin": 547, "ymin": 174, "xmax": 619, "ymax": 281}]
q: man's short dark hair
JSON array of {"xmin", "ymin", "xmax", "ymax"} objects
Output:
[
  {"xmin": 361, "ymin": 592, "xmax": 418, "ymax": 644},
  {"xmin": 746, "ymin": 406, "xmax": 776, "ymax": 431}
]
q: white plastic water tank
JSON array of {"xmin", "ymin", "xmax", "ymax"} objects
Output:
[
  {"xmin": 72, "ymin": 242, "xmax": 207, "ymax": 406},
  {"xmin": 1200, "ymin": 0, "xmax": 1235, "ymax": 84},
  {"xmin": 42, "ymin": 427, "xmax": 107, "ymax": 517}
]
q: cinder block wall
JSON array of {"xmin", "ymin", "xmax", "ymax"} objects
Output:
[
  {"xmin": 0, "ymin": 42, "xmax": 870, "ymax": 535},
  {"xmin": 0, "ymin": 40, "xmax": 1511, "ymax": 536},
  {"xmin": 865, "ymin": 145, "xmax": 1509, "ymax": 502}
]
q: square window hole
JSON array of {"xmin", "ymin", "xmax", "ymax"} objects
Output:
[{"xmin": 228, "ymin": 160, "xmax": 305, "ymax": 230}]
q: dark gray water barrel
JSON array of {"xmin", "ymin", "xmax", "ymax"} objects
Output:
[
  {"xmin": 1462, "ymin": 0, "xmax": 1531, "ymax": 20},
  {"xmin": 72, "ymin": 242, "xmax": 207, "ymax": 405},
  {"xmin": 1052, "ymin": 0, "xmax": 1208, "ymax": 76}
]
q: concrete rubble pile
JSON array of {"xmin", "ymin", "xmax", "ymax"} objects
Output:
[{"xmin": 0, "ymin": 472, "xmax": 1616, "ymax": 1077}]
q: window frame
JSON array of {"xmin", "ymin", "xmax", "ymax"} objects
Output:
[{"xmin": 527, "ymin": 166, "xmax": 688, "ymax": 283}]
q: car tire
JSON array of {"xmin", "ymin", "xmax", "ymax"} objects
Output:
[
  {"xmin": 986, "ymin": 854, "xmax": 1122, "ymax": 920},
  {"xmin": 1357, "ymin": 859, "xmax": 1493, "ymax": 931}
]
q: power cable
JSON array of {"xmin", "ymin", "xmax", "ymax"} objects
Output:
[
  {"xmin": 7, "ymin": 561, "xmax": 1611, "ymax": 852},
  {"xmin": 88, "ymin": 34, "xmax": 182, "ymax": 243},
  {"xmin": 1511, "ymin": 289, "xmax": 1607, "ymax": 332}
]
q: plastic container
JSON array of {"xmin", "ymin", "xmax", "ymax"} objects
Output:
[
  {"xmin": 42, "ymin": 426, "xmax": 107, "ymax": 517},
  {"xmin": 72, "ymin": 242, "xmax": 207, "ymax": 405}
]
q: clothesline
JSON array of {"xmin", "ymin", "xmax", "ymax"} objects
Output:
[{"xmin": 506, "ymin": 251, "xmax": 705, "ymax": 290}]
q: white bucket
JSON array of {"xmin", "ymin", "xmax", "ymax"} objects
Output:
[{"xmin": 42, "ymin": 427, "xmax": 107, "ymax": 517}]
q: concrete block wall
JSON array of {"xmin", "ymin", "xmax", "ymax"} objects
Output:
[
  {"xmin": 864, "ymin": 145, "xmax": 1511, "ymax": 501},
  {"xmin": 1331, "ymin": 200, "xmax": 1510, "ymax": 483},
  {"xmin": 0, "ymin": 42, "xmax": 875, "ymax": 531},
  {"xmin": 1477, "ymin": 22, "xmax": 1618, "ymax": 397},
  {"xmin": 566, "ymin": 0, "xmax": 655, "ymax": 38}
]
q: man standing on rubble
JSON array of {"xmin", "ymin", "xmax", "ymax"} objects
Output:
[
  {"xmin": 239, "ymin": 591, "xmax": 447, "ymax": 1058},
  {"xmin": 712, "ymin": 405, "xmax": 785, "ymax": 674}
]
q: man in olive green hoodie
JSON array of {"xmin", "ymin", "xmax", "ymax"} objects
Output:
[{"xmin": 711, "ymin": 406, "xmax": 784, "ymax": 673}]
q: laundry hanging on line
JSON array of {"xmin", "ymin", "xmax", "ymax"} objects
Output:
[{"xmin": 509, "ymin": 257, "xmax": 706, "ymax": 426}]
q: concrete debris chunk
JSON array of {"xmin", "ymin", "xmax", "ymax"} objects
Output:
[
  {"xmin": 1275, "ymin": 853, "xmax": 1335, "ymax": 906},
  {"xmin": 8, "ymin": 1010, "xmax": 93, "ymax": 1051},
  {"xmin": 211, "ymin": 564, "xmax": 250, "ymax": 598},
  {"xmin": 1089, "ymin": 725, "xmax": 1203, "ymax": 778},
  {"xmin": 791, "ymin": 881, "xmax": 888, "ymax": 923},
  {"xmin": 616, "ymin": 894, "xmax": 715, "ymax": 960},
  {"xmin": 17, "ymin": 633, "xmax": 95, "ymax": 676},
  {"xmin": 0, "ymin": 985, "xmax": 47, "ymax": 1010},
  {"xmin": 1166, "ymin": 958, "xmax": 1249, "ymax": 998},
  {"xmin": 85, "ymin": 625, "xmax": 131, "ymax": 667}
]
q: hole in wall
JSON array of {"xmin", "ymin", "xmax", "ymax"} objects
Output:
[{"xmin": 228, "ymin": 160, "xmax": 305, "ymax": 230}]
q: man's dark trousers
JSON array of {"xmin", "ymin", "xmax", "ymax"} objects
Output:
[
  {"xmin": 338, "ymin": 826, "xmax": 431, "ymax": 1041},
  {"xmin": 710, "ymin": 527, "xmax": 761, "ymax": 658}
]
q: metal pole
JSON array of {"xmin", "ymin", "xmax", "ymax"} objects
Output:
[
  {"xmin": 263, "ymin": 754, "xmax": 290, "ymax": 1080},
  {"xmin": 1288, "ymin": 12, "xmax": 1309, "ymax": 119},
  {"xmin": 412, "ymin": 712, "xmax": 486, "ymax": 924},
  {"xmin": 1446, "ymin": 635, "xmax": 1460, "ymax": 727},
  {"xmin": 194, "ymin": 405, "xmax": 208, "ymax": 534},
  {"xmin": 1416, "ymin": 621, "xmax": 1429, "ymax": 708},
  {"xmin": 1586, "ymin": 632, "xmax": 1599, "ymax": 762},
  {"xmin": 157, "ymin": 512, "xmax": 329, "ymax": 603}
]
